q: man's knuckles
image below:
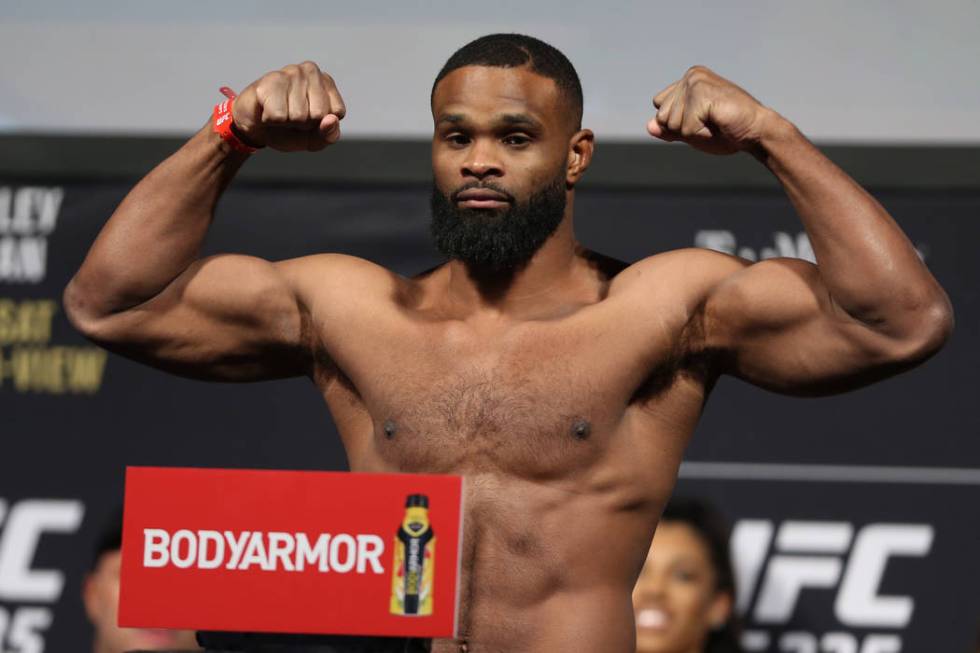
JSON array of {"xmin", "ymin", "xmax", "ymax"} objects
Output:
[
  {"xmin": 236, "ymin": 62, "xmax": 344, "ymax": 149},
  {"xmin": 684, "ymin": 64, "xmax": 713, "ymax": 80}
]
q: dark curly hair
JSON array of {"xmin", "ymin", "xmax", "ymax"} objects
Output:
[{"xmin": 431, "ymin": 33, "xmax": 583, "ymax": 130}]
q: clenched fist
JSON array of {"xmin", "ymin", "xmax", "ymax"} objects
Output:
[
  {"xmin": 647, "ymin": 65, "xmax": 777, "ymax": 155},
  {"xmin": 231, "ymin": 61, "xmax": 346, "ymax": 152}
]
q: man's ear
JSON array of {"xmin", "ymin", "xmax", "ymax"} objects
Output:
[{"xmin": 566, "ymin": 129, "xmax": 595, "ymax": 186}]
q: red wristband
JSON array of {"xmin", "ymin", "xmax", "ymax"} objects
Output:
[{"xmin": 213, "ymin": 87, "xmax": 261, "ymax": 154}]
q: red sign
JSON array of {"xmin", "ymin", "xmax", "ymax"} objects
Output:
[{"xmin": 119, "ymin": 467, "xmax": 463, "ymax": 638}]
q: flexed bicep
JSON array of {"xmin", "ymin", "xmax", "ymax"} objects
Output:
[
  {"xmin": 702, "ymin": 254, "xmax": 943, "ymax": 396},
  {"xmin": 66, "ymin": 254, "xmax": 312, "ymax": 381}
]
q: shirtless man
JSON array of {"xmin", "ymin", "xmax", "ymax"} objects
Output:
[{"xmin": 63, "ymin": 34, "xmax": 953, "ymax": 652}]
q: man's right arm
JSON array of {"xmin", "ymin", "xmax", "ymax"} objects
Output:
[{"xmin": 63, "ymin": 61, "xmax": 347, "ymax": 381}]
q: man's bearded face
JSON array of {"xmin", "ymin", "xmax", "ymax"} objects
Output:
[{"xmin": 429, "ymin": 170, "xmax": 567, "ymax": 272}]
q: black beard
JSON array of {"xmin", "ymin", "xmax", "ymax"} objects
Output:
[{"xmin": 429, "ymin": 172, "xmax": 567, "ymax": 273}]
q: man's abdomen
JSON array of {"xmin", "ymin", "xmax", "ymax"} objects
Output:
[{"xmin": 443, "ymin": 471, "xmax": 658, "ymax": 652}]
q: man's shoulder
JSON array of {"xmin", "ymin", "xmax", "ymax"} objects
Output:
[
  {"xmin": 273, "ymin": 253, "xmax": 408, "ymax": 302},
  {"xmin": 276, "ymin": 252, "xmax": 390, "ymax": 273},
  {"xmin": 612, "ymin": 247, "xmax": 749, "ymax": 297}
]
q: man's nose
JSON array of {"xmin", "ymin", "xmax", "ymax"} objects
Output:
[{"xmin": 461, "ymin": 140, "xmax": 503, "ymax": 179}]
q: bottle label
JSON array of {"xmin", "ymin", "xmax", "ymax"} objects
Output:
[{"xmin": 390, "ymin": 495, "xmax": 435, "ymax": 616}]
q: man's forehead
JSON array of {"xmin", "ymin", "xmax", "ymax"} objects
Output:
[
  {"xmin": 436, "ymin": 112, "xmax": 544, "ymax": 131},
  {"xmin": 432, "ymin": 65, "xmax": 560, "ymax": 121}
]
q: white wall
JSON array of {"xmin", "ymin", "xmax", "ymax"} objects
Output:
[{"xmin": 1, "ymin": 0, "xmax": 978, "ymax": 143}]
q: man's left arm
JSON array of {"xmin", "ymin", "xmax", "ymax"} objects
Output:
[{"xmin": 648, "ymin": 66, "xmax": 954, "ymax": 395}]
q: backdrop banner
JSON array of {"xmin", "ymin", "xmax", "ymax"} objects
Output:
[{"xmin": 1, "ymin": 177, "xmax": 976, "ymax": 652}]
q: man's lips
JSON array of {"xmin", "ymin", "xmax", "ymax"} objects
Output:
[{"xmin": 455, "ymin": 188, "xmax": 511, "ymax": 208}]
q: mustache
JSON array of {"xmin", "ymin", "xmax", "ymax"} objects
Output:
[{"xmin": 449, "ymin": 182, "xmax": 515, "ymax": 204}]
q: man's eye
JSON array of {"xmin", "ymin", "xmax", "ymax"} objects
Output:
[
  {"xmin": 504, "ymin": 135, "xmax": 530, "ymax": 146},
  {"xmin": 447, "ymin": 134, "xmax": 470, "ymax": 145}
]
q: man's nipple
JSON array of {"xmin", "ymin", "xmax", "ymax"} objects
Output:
[
  {"xmin": 383, "ymin": 418, "xmax": 397, "ymax": 439},
  {"xmin": 571, "ymin": 418, "xmax": 591, "ymax": 440}
]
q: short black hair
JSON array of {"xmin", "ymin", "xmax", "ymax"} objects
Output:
[
  {"xmin": 660, "ymin": 496, "xmax": 743, "ymax": 653},
  {"xmin": 431, "ymin": 33, "xmax": 583, "ymax": 130}
]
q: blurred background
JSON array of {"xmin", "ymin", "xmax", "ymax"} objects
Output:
[{"xmin": 1, "ymin": 1, "xmax": 978, "ymax": 651}]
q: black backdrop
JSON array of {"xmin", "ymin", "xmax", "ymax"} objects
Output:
[{"xmin": 1, "ymin": 147, "xmax": 978, "ymax": 652}]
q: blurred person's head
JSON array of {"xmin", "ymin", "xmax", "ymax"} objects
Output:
[
  {"xmin": 633, "ymin": 497, "xmax": 741, "ymax": 653},
  {"xmin": 82, "ymin": 509, "xmax": 199, "ymax": 653}
]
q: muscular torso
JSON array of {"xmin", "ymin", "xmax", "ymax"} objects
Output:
[{"xmin": 302, "ymin": 250, "xmax": 718, "ymax": 652}]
